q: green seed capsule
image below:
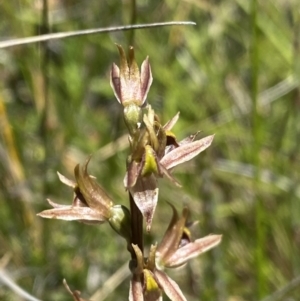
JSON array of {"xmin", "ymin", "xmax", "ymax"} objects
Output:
[
  {"xmin": 123, "ymin": 103, "xmax": 142, "ymax": 136},
  {"xmin": 108, "ymin": 205, "xmax": 132, "ymax": 241}
]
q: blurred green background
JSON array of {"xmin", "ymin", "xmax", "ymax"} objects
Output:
[{"xmin": 1, "ymin": 0, "xmax": 300, "ymax": 300}]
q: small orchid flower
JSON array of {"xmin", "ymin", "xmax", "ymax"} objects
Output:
[
  {"xmin": 37, "ymin": 158, "xmax": 114, "ymax": 224},
  {"xmin": 110, "ymin": 44, "xmax": 152, "ymax": 107},
  {"xmin": 156, "ymin": 203, "xmax": 222, "ymax": 269},
  {"xmin": 37, "ymin": 159, "xmax": 132, "ymax": 241},
  {"xmin": 129, "ymin": 244, "xmax": 188, "ymax": 301},
  {"xmin": 124, "ymin": 106, "xmax": 214, "ymax": 231},
  {"xmin": 129, "ymin": 204, "xmax": 222, "ymax": 301},
  {"xmin": 110, "ymin": 44, "xmax": 153, "ymax": 136}
]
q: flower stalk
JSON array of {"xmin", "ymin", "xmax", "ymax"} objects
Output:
[{"xmin": 129, "ymin": 191, "xmax": 144, "ymax": 258}]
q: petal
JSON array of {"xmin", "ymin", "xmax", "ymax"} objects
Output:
[
  {"xmin": 160, "ymin": 135, "xmax": 214, "ymax": 170},
  {"xmin": 116, "ymin": 44, "xmax": 128, "ymax": 79},
  {"xmin": 140, "ymin": 57, "xmax": 153, "ymax": 106},
  {"xmin": 46, "ymin": 198, "xmax": 70, "ymax": 209},
  {"xmin": 154, "ymin": 270, "xmax": 187, "ymax": 301},
  {"xmin": 124, "ymin": 160, "xmax": 140, "ymax": 188},
  {"xmin": 164, "ymin": 235, "xmax": 222, "ymax": 268},
  {"xmin": 45, "ymin": 197, "xmax": 88, "ymax": 210},
  {"xmin": 163, "ymin": 112, "xmax": 180, "ymax": 131},
  {"xmin": 117, "ymin": 45, "xmax": 140, "ymax": 105},
  {"xmin": 164, "ymin": 144, "xmax": 177, "ymax": 156},
  {"xmin": 156, "ymin": 205, "xmax": 188, "ymax": 264},
  {"xmin": 128, "ymin": 46, "xmax": 140, "ymax": 81},
  {"xmin": 36, "ymin": 206, "xmax": 107, "ymax": 223},
  {"xmin": 147, "ymin": 244, "xmax": 158, "ymax": 271},
  {"xmin": 130, "ymin": 175, "xmax": 158, "ymax": 232},
  {"xmin": 57, "ymin": 172, "xmax": 76, "ymax": 188},
  {"xmin": 74, "ymin": 158, "xmax": 114, "ymax": 212},
  {"xmin": 129, "ymin": 276, "xmax": 144, "ymax": 301},
  {"xmin": 178, "ymin": 131, "xmax": 200, "ymax": 145},
  {"xmin": 123, "ymin": 47, "xmax": 142, "ymax": 104},
  {"xmin": 119, "ymin": 47, "xmax": 141, "ymax": 105},
  {"xmin": 158, "ymin": 163, "xmax": 182, "ymax": 187},
  {"xmin": 110, "ymin": 63, "xmax": 121, "ymax": 103}
]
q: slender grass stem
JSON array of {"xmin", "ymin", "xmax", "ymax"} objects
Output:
[
  {"xmin": 0, "ymin": 21, "xmax": 196, "ymax": 49},
  {"xmin": 251, "ymin": 0, "xmax": 267, "ymax": 298},
  {"xmin": 128, "ymin": 0, "xmax": 137, "ymax": 45},
  {"xmin": 40, "ymin": 0, "xmax": 50, "ymax": 196},
  {"xmin": 290, "ymin": 5, "xmax": 300, "ymax": 276}
]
